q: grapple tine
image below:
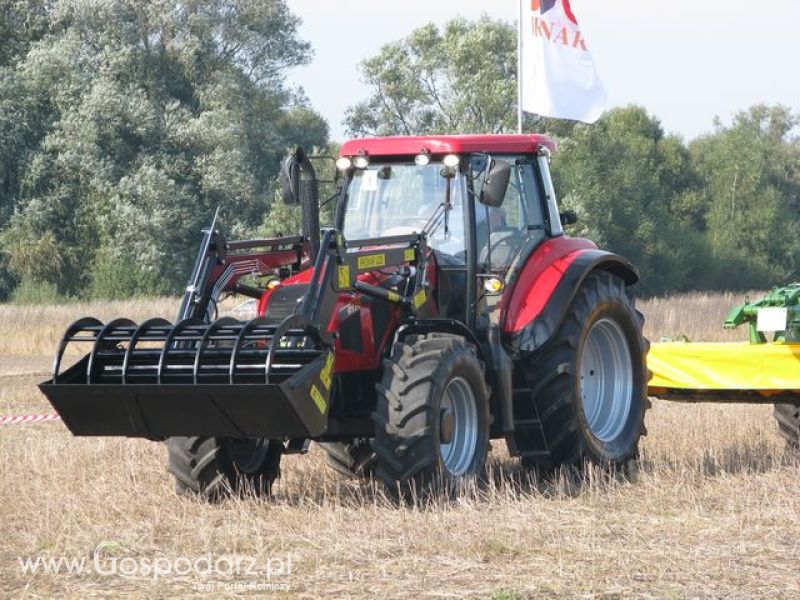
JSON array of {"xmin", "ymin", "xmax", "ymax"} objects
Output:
[
  {"xmin": 54, "ymin": 317, "xmax": 104, "ymax": 383},
  {"xmin": 86, "ymin": 318, "xmax": 136, "ymax": 384},
  {"xmin": 121, "ymin": 318, "xmax": 172, "ymax": 384},
  {"xmin": 193, "ymin": 317, "xmax": 240, "ymax": 384},
  {"xmin": 157, "ymin": 318, "xmax": 202, "ymax": 384},
  {"xmin": 229, "ymin": 315, "xmax": 275, "ymax": 384}
]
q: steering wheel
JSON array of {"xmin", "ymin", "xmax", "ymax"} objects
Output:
[{"xmin": 383, "ymin": 222, "xmax": 429, "ymax": 237}]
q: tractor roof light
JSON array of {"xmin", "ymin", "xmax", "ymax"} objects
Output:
[
  {"xmin": 415, "ymin": 150, "xmax": 431, "ymax": 166},
  {"xmin": 443, "ymin": 154, "xmax": 461, "ymax": 168},
  {"xmin": 353, "ymin": 152, "xmax": 370, "ymax": 170},
  {"xmin": 336, "ymin": 157, "xmax": 353, "ymax": 171}
]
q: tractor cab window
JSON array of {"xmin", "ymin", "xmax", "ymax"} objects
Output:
[
  {"xmin": 474, "ymin": 157, "xmax": 546, "ymax": 273},
  {"xmin": 342, "ymin": 163, "xmax": 467, "ymax": 266}
]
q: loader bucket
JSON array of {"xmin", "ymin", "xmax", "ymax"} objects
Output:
[{"xmin": 38, "ymin": 316, "xmax": 335, "ymax": 440}]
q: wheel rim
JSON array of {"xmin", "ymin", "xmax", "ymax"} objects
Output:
[
  {"xmin": 580, "ymin": 318, "xmax": 634, "ymax": 444},
  {"xmin": 439, "ymin": 376, "xmax": 478, "ymax": 476},
  {"xmin": 229, "ymin": 438, "xmax": 270, "ymax": 474}
]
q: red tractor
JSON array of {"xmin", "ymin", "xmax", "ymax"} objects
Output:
[{"xmin": 40, "ymin": 135, "xmax": 650, "ymax": 498}]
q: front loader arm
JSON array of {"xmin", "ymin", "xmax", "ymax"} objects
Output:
[{"xmin": 179, "ymin": 212, "xmax": 307, "ymax": 323}]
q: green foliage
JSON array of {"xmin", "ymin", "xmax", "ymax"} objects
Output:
[
  {"xmin": 0, "ymin": 0, "xmax": 327, "ymax": 300},
  {"xmin": 689, "ymin": 105, "xmax": 800, "ymax": 288},
  {"xmin": 346, "ymin": 17, "xmax": 521, "ymax": 136},
  {"xmin": 88, "ymin": 248, "xmax": 167, "ymax": 300},
  {"xmin": 9, "ymin": 279, "xmax": 67, "ymax": 305},
  {"xmin": 552, "ymin": 106, "xmax": 710, "ymax": 294},
  {"xmin": 261, "ymin": 190, "xmax": 303, "ymax": 238}
]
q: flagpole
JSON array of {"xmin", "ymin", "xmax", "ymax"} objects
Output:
[{"xmin": 517, "ymin": 0, "xmax": 524, "ymax": 134}]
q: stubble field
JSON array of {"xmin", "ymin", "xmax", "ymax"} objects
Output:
[{"xmin": 0, "ymin": 292, "xmax": 798, "ymax": 599}]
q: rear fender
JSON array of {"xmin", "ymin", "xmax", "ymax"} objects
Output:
[{"xmin": 502, "ymin": 240, "xmax": 639, "ymax": 354}]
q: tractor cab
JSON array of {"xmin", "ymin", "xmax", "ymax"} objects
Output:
[{"xmin": 335, "ymin": 135, "xmax": 564, "ymax": 332}]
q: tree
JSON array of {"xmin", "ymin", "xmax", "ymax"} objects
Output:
[
  {"xmin": 0, "ymin": 0, "xmax": 328, "ymax": 300},
  {"xmin": 346, "ymin": 17, "xmax": 523, "ymax": 136},
  {"xmin": 688, "ymin": 105, "xmax": 800, "ymax": 288}
]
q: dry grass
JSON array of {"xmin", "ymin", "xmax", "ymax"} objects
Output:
[
  {"xmin": 0, "ymin": 298, "xmax": 181, "ymax": 358},
  {"xmin": 1, "ymin": 292, "xmax": 798, "ymax": 599},
  {"xmin": 641, "ymin": 291, "xmax": 763, "ymax": 343}
]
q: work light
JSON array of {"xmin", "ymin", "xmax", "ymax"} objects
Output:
[
  {"xmin": 414, "ymin": 153, "xmax": 431, "ymax": 166},
  {"xmin": 443, "ymin": 154, "xmax": 460, "ymax": 168},
  {"xmin": 353, "ymin": 154, "xmax": 370, "ymax": 169}
]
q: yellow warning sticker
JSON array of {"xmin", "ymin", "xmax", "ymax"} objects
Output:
[
  {"xmin": 404, "ymin": 248, "xmax": 415, "ymax": 262},
  {"xmin": 337, "ymin": 265, "xmax": 351, "ymax": 289},
  {"xmin": 320, "ymin": 352, "xmax": 334, "ymax": 390},
  {"xmin": 357, "ymin": 253, "xmax": 386, "ymax": 270},
  {"xmin": 310, "ymin": 385, "xmax": 327, "ymax": 414},
  {"xmin": 414, "ymin": 289, "xmax": 427, "ymax": 309},
  {"xmin": 386, "ymin": 291, "xmax": 401, "ymax": 303}
]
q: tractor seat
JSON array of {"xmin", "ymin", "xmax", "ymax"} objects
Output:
[{"xmin": 479, "ymin": 229, "xmax": 527, "ymax": 271}]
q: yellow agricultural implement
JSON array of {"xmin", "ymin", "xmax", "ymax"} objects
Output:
[{"xmin": 647, "ymin": 286, "xmax": 800, "ymax": 444}]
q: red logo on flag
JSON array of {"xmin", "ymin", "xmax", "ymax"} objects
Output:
[{"xmin": 531, "ymin": 0, "xmax": 578, "ymax": 25}]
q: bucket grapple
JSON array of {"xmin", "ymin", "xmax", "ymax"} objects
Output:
[{"xmin": 40, "ymin": 314, "xmax": 333, "ymax": 439}]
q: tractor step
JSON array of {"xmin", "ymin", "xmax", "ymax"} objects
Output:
[
  {"xmin": 39, "ymin": 316, "xmax": 335, "ymax": 440},
  {"xmin": 509, "ymin": 386, "xmax": 551, "ymax": 459}
]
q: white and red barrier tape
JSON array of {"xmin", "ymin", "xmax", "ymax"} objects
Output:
[{"xmin": 0, "ymin": 413, "xmax": 61, "ymax": 426}]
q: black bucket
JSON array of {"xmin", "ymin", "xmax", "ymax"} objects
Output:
[{"xmin": 39, "ymin": 316, "xmax": 334, "ymax": 440}]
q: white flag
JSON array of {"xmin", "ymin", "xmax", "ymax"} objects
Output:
[{"xmin": 520, "ymin": 0, "xmax": 606, "ymax": 123}]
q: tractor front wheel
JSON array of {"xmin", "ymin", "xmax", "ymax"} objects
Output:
[
  {"xmin": 372, "ymin": 334, "xmax": 491, "ymax": 496},
  {"xmin": 166, "ymin": 436, "xmax": 283, "ymax": 500}
]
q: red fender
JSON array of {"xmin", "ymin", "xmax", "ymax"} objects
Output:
[{"xmin": 501, "ymin": 237, "xmax": 597, "ymax": 334}]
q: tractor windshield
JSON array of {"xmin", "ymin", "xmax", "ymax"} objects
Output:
[{"xmin": 342, "ymin": 163, "xmax": 467, "ymax": 264}]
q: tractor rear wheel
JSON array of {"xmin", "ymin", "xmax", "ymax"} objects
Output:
[
  {"xmin": 166, "ymin": 436, "xmax": 283, "ymax": 500},
  {"xmin": 774, "ymin": 403, "xmax": 800, "ymax": 448},
  {"xmin": 318, "ymin": 439, "xmax": 376, "ymax": 478},
  {"xmin": 372, "ymin": 334, "xmax": 491, "ymax": 496},
  {"xmin": 516, "ymin": 271, "xmax": 650, "ymax": 471}
]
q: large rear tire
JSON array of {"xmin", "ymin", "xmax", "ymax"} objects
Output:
[
  {"xmin": 372, "ymin": 334, "xmax": 491, "ymax": 496},
  {"xmin": 166, "ymin": 437, "xmax": 283, "ymax": 501},
  {"xmin": 515, "ymin": 271, "xmax": 650, "ymax": 471},
  {"xmin": 774, "ymin": 403, "xmax": 800, "ymax": 448}
]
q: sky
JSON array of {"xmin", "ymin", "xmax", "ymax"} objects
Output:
[{"xmin": 287, "ymin": 0, "xmax": 800, "ymax": 142}]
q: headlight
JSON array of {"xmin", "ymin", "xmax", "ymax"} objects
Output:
[
  {"xmin": 484, "ymin": 277, "xmax": 505, "ymax": 295},
  {"xmin": 336, "ymin": 157, "xmax": 352, "ymax": 171},
  {"xmin": 443, "ymin": 154, "xmax": 461, "ymax": 168},
  {"xmin": 353, "ymin": 154, "xmax": 370, "ymax": 169}
]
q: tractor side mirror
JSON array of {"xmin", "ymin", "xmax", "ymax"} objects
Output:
[
  {"xmin": 479, "ymin": 159, "xmax": 512, "ymax": 208},
  {"xmin": 280, "ymin": 151, "xmax": 302, "ymax": 205},
  {"xmin": 560, "ymin": 210, "xmax": 578, "ymax": 227},
  {"xmin": 279, "ymin": 147, "xmax": 321, "ymax": 259},
  {"xmin": 281, "ymin": 147, "xmax": 320, "ymax": 206}
]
